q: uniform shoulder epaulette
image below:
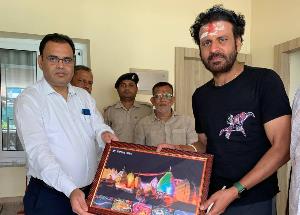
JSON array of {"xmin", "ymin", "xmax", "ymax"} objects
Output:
[
  {"xmin": 103, "ymin": 102, "xmax": 118, "ymax": 112},
  {"xmin": 137, "ymin": 101, "xmax": 152, "ymax": 107}
]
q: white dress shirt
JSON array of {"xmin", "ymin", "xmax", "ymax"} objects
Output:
[
  {"xmin": 14, "ymin": 78, "xmax": 113, "ymax": 197},
  {"xmin": 290, "ymin": 88, "xmax": 300, "ymax": 215}
]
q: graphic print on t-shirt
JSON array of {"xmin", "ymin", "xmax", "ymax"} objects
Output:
[{"xmin": 219, "ymin": 112, "xmax": 255, "ymax": 139}]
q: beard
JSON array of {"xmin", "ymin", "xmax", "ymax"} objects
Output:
[{"xmin": 200, "ymin": 48, "xmax": 238, "ymax": 76}]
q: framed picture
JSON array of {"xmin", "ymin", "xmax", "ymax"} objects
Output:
[{"xmin": 87, "ymin": 141, "xmax": 213, "ymax": 215}]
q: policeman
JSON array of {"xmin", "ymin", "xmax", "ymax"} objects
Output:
[{"xmin": 104, "ymin": 73, "xmax": 152, "ymax": 143}]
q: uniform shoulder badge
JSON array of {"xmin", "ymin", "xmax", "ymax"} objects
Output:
[{"xmin": 137, "ymin": 101, "xmax": 152, "ymax": 108}]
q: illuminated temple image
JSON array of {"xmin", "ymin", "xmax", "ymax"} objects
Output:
[
  {"xmin": 90, "ymin": 148, "xmax": 204, "ymax": 215},
  {"xmin": 92, "ymin": 166, "xmax": 201, "ymax": 214}
]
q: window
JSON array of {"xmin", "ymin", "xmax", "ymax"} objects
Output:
[{"xmin": 0, "ymin": 32, "xmax": 89, "ymax": 166}]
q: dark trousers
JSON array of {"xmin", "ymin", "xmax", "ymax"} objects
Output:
[
  {"xmin": 23, "ymin": 178, "xmax": 91, "ymax": 215},
  {"xmin": 223, "ymin": 197, "xmax": 277, "ymax": 215}
]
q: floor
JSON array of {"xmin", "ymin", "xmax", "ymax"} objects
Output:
[{"xmin": 0, "ymin": 197, "xmax": 23, "ymax": 215}]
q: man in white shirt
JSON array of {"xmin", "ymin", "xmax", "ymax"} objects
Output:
[{"xmin": 14, "ymin": 33, "xmax": 118, "ymax": 215}]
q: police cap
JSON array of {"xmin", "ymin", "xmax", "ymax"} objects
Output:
[{"xmin": 115, "ymin": 73, "xmax": 139, "ymax": 88}]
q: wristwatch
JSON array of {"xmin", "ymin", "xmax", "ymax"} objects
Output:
[{"xmin": 233, "ymin": 181, "xmax": 247, "ymax": 198}]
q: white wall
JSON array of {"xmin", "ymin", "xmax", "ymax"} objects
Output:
[
  {"xmin": 251, "ymin": 0, "xmax": 300, "ymax": 69},
  {"xmin": 0, "ymin": 167, "xmax": 26, "ymax": 197}
]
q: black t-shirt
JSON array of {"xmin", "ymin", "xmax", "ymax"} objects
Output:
[{"xmin": 192, "ymin": 65, "xmax": 291, "ymax": 206}]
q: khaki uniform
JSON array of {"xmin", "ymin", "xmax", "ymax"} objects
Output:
[
  {"xmin": 134, "ymin": 112, "xmax": 198, "ymax": 146},
  {"xmin": 104, "ymin": 101, "xmax": 152, "ymax": 143}
]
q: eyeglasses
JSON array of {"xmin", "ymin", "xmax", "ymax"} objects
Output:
[
  {"xmin": 45, "ymin": 55, "xmax": 74, "ymax": 65},
  {"xmin": 153, "ymin": 93, "xmax": 173, "ymax": 100}
]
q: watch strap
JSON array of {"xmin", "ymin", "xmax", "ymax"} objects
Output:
[{"xmin": 233, "ymin": 181, "xmax": 247, "ymax": 197}]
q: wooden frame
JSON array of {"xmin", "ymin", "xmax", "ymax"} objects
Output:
[{"xmin": 87, "ymin": 141, "xmax": 213, "ymax": 215}]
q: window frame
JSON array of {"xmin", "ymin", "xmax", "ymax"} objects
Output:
[{"xmin": 0, "ymin": 32, "xmax": 90, "ymax": 166}]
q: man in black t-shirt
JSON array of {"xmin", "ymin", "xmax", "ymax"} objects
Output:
[{"xmin": 190, "ymin": 5, "xmax": 291, "ymax": 215}]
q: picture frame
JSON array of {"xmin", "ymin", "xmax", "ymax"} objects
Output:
[{"xmin": 87, "ymin": 141, "xmax": 213, "ymax": 215}]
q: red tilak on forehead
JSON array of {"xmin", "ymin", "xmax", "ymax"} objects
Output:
[{"xmin": 207, "ymin": 23, "xmax": 216, "ymax": 33}]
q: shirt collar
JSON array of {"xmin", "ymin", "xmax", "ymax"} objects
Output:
[
  {"xmin": 115, "ymin": 101, "xmax": 142, "ymax": 109},
  {"xmin": 40, "ymin": 78, "xmax": 75, "ymax": 97},
  {"xmin": 151, "ymin": 109, "xmax": 177, "ymax": 122},
  {"xmin": 68, "ymin": 84, "xmax": 77, "ymax": 96}
]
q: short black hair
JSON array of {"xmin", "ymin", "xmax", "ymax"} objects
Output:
[
  {"xmin": 190, "ymin": 4, "xmax": 246, "ymax": 46},
  {"xmin": 74, "ymin": 65, "xmax": 92, "ymax": 75},
  {"xmin": 39, "ymin": 33, "xmax": 75, "ymax": 55},
  {"xmin": 152, "ymin": 82, "xmax": 173, "ymax": 95}
]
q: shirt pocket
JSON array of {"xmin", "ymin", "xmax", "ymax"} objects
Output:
[
  {"xmin": 79, "ymin": 113, "xmax": 94, "ymax": 138},
  {"xmin": 110, "ymin": 120, "xmax": 124, "ymax": 137},
  {"xmin": 148, "ymin": 127, "xmax": 163, "ymax": 146},
  {"xmin": 171, "ymin": 128, "xmax": 186, "ymax": 145}
]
